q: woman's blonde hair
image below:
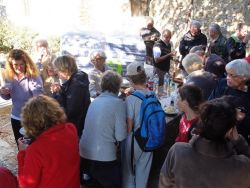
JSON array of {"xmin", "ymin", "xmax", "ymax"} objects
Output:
[
  {"xmin": 21, "ymin": 95, "xmax": 66, "ymax": 140},
  {"xmin": 5, "ymin": 49, "xmax": 39, "ymax": 80}
]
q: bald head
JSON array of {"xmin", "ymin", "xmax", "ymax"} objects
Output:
[{"xmin": 145, "ymin": 17, "xmax": 154, "ymax": 29}]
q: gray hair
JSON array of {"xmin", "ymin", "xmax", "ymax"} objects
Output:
[
  {"xmin": 53, "ymin": 55, "xmax": 77, "ymax": 76},
  {"xmin": 191, "ymin": 20, "xmax": 201, "ymax": 29},
  {"xmin": 209, "ymin": 23, "xmax": 221, "ymax": 33},
  {"xmin": 90, "ymin": 50, "xmax": 107, "ymax": 62},
  {"xmin": 182, "ymin": 53, "xmax": 203, "ymax": 74},
  {"xmin": 101, "ymin": 70, "xmax": 122, "ymax": 94},
  {"xmin": 226, "ymin": 59, "xmax": 250, "ymax": 79},
  {"xmin": 189, "ymin": 45, "xmax": 205, "ymax": 57}
]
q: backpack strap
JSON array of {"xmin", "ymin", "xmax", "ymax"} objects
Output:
[
  {"xmin": 131, "ymin": 91, "xmax": 145, "ymax": 100},
  {"xmin": 130, "ymin": 90, "xmax": 156, "ymax": 175},
  {"xmin": 130, "ymin": 90, "xmax": 149, "ymax": 176},
  {"xmin": 131, "ymin": 131, "xmax": 135, "ymax": 175},
  {"xmin": 131, "ymin": 91, "xmax": 155, "ymax": 100}
]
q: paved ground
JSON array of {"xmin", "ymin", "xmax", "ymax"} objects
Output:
[
  {"xmin": 148, "ymin": 114, "xmax": 180, "ymax": 188},
  {"xmin": 0, "ymin": 103, "xmax": 179, "ymax": 188},
  {"xmin": 0, "ymin": 105, "xmax": 17, "ymax": 175}
]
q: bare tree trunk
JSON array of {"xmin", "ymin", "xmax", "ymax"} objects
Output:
[
  {"xmin": 130, "ymin": 0, "xmax": 151, "ymax": 16},
  {"xmin": 23, "ymin": 0, "xmax": 30, "ymax": 16}
]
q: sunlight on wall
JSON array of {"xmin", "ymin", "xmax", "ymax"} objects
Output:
[
  {"xmin": 84, "ymin": 0, "xmax": 129, "ymax": 31},
  {"xmin": 5, "ymin": 0, "xmax": 141, "ymax": 36}
]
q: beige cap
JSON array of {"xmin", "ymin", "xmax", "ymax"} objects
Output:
[{"xmin": 126, "ymin": 62, "xmax": 145, "ymax": 76}]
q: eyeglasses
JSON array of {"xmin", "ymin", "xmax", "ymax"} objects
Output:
[
  {"xmin": 94, "ymin": 57, "xmax": 105, "ymax": 62},
  {"xmin": 226, "ymin": 73, "xmax": 241, "ymax": 79}
]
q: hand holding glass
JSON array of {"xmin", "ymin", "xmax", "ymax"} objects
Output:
[
  {"xmin": 0, "ymin": 83, "xmax": 11, "ymax": 95},
  {"xmin": 50, "ymin": 82, "xmax": 61, "ymax": 93}
]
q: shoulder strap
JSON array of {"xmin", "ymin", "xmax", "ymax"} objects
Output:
[
  {"xmin": 130, "ymin": 90, "xmax": 148, "ymax": 176},
  {"xmin": 131, "ymin": 132, "xmax": 135, "ymax": 175},
  {"xmin": 132, "ymin": 91, "xmax": 155, "ymax": 100},
  {"xmin": 131, "ymin": 91, "xmax": 145, "ymax": 101}
]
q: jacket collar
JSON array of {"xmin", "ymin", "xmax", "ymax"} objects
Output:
[
  {"xmin": 190, "ymin": 135, "xmax": 234, "ymax": 158},
  {"xmin": 99, "ymin": 91, "xmax": 118, "ymax": 98}
]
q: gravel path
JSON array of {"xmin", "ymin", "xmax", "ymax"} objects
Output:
[{"xmin": 0, "ymin": 105, "xmax": 18, "ymax": 175}]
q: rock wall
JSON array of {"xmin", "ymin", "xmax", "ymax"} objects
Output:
[{"xmin": 149, "ymin": 0, "xmax": 250, "ymax": 53}]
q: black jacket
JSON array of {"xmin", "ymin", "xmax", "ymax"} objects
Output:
[
  {"xmin": 54, "ymin": 71, "xmax": 91, "ymax": 138},
  {"xmin": 209, "ymin": 34, "xmax": 228, "ymax": 62},
  {"xmin": 226, "ymin": 36, "xmax": 246, "ymax": 61},
  {"xmin": 179, "ymin": 30, "xmax": 207, "ymax": 58},
  {"xmin": 185, "ymin": 70, "xmax": 217, "ymax": 100},
  {"xmin": 140, "ymin": 27, "xmax": 161, "ymax": 58},
  {"xmin": 209, "ymin": 78, "xmax": 250, "ymax": 144}
]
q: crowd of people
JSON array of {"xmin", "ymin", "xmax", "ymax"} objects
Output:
[{"xmin": 0, "ymin": 17, "xmax": 250, "ymax": 188}]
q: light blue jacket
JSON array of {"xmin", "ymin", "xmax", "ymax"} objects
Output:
[
  {"xmin": 79, "ymin": 91, "xmax": 127, "ymax": 161},
  {"xmin": 1, "ymin": 76, "xmax": 43, "ymax": 119}
]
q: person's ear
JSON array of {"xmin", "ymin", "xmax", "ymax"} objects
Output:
[
  {"xmin": 182, "ymin": 100, "xmax": 189, "ymax": 108},
  {"xmin": 225, "ymin": 127, "xmax": 233, "ymax": 139},
  {"xmin": 242, "ymin": 76, "xmax": 248, "ymax": 82},
  {"xmin": 225, "ymin": 126, "xmax": 240, "ymax": 140}
]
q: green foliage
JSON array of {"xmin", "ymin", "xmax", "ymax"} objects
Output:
[
  {"xmin": 0, "ymin": 19, "xmax": 14, "ymax": 53},
  {"xmin": 47, "ymin": 35, "xmax": 61, "ymax": 55},
  {"xmin": 0, "ymin": 18, "xmax": 60, "ymax": 55},
  {"xmin": 12, "ymin": 26, "xmax": 38, "ymax": 53}
]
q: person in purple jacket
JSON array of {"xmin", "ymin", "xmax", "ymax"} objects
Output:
[{"xmin": 0, "ymin": 49, "xmax": 43, "ymax": 145}]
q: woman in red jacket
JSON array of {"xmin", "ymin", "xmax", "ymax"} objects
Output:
[
  {"xmin": 17, "ymin": 95, "xmax": 80, "ymax": 188},
  {"xmin": 175, "ymin": 85, "xmax": 204, "ymax": 142},
  {"xmin": 0, "ymin": 166, "xmax": 18, "ymax": 188}
]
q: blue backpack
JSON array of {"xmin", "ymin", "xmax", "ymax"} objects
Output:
[{"xmin": 131, "ymin": 91, "xmax": 166, "ymax": 152}]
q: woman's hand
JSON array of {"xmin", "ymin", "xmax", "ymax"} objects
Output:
[
  {"xmin": 18, "ymin": 138, "xmax": 29, "ymax": 151},
  {"xmin": 225, "ymin": 126, "xmax": 240, "ymax": 141},
  {"xmin": 50, "ymin": 82, "xmax": 61, "ymax": 93},
  {"xmin": 124, "ymin": 87, "xmax": 134, "ymax": 96},
  {"xmin": 0, "ymin": 87, "xmax": 11, "ymax": 95}
]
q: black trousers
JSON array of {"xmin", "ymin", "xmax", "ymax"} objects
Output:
[
  {"xmin": 11, "ymin": 118, "xmax": 23, "ymax": 145},
  {"xmin": 82, "ymin": 158, "xmax": 121, "ymax": 188}
]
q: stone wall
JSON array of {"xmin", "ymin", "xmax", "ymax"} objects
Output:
[{"xmin": 149, "ymin": 0, "xmax": 250, "ymax": 54}]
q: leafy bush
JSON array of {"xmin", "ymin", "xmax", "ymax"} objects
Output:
[
  {"xmin": 47, "ymin": 35, "xmax": 61, "ymax": 55},
  {"xmin": 0, "ymin": 19, "xmax": 14, "ymax": 53},
  {"xmin": 0, "ymin": 18, "xmax": 60, "ymax": 55}
]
